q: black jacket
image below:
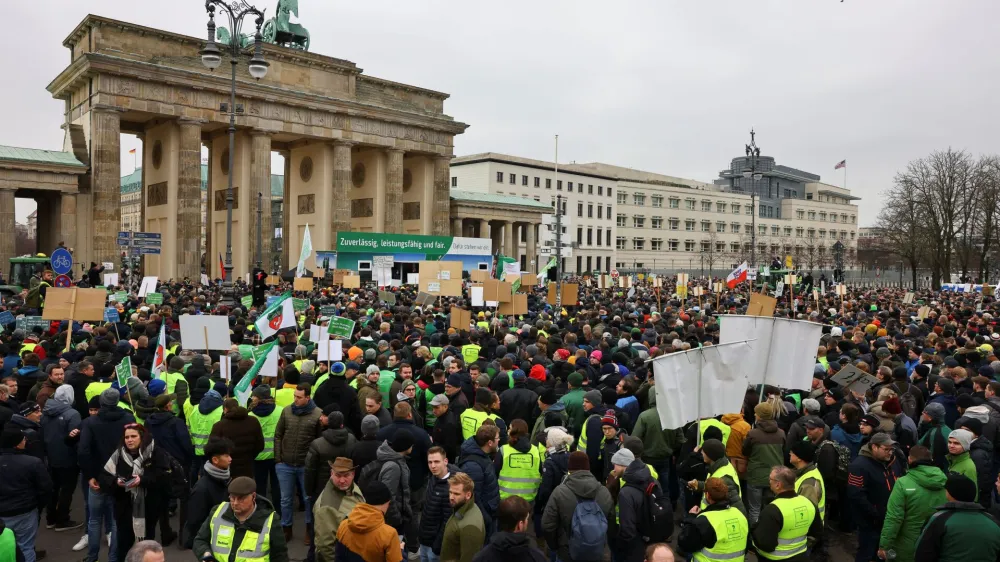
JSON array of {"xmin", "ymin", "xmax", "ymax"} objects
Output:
[
  {"xmin": 78, "ymin": 406, "xmax": 135, "ymax": 480},
  {"xmin": 304, "ymin": 427, "xmax": 357, "ymax": 498},
  {"xmin": 499, "ymin": 382, "xmax": 538, "ymax": 427},
  {"xmin": 376, "ymin": 418, "xmax": 433, "ymax": 491},
  {"xmin": 537, "ymin": 449, "xmax": 569, "ymax": 511},
  {"xmin": 183, "ymin": 470, "xmax": 230, "ymax": 549},
  {"xmin": 351, "ymin": 436, "xmax": 381, "ymax": 473},
  {"xmin": 418, "ymin": 463, "xmax": 459, "ymax": 553},
  {"xmin": 847, "ymin": 442, "xmax": 907, "ymax": 526},
  {"xmin": 431, "ymin": 408, "xmax": 461, "ymax": 463},
  {"xmin": 458, "ymin": 437, "xmax": 500, "ymax": 533},
  {"xmin": 313, "ymin": 375, "xmax": 362, "ymax": 434},
  {"xmin": 8, "ymin": 415, "xmax": 44, "ymax": 461},
  {"xmin": 471, "ymin": 531, "xmax": 547, "ymax": 562},
  {"xmin": 0, "ymin": 448, "xmax": 52, "ymax": 517},
  {"xmin": 0, "ymin": 398, "xmax": 14, "ymax": 432},
  {"xmin": 970, "ymin": 436, "xmax": 995, "ymax": 508},
  {"xmin": 616, "ymin": 460, "xmax": 662, "ymax": 562},
  {"xmin": 145, "ymin": 410, "xmax": 195, "ymax": 470},
  {"xmin": 40, "ymin": 397, "xmax": 81, "ymax": 468},
  {"xmin": 63, "ymin": 371, "xmax": 93, "ymax": 420},
  {"xmin": 677, "ymin": 501, "xmax": 736, "ymax": 554},
  {"xmin": 750, "ymin": 491, "xmax": 823, "ymax": 561}
]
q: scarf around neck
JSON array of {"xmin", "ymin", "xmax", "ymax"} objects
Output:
[
  {"xmin": 203, "ymin": 461, "xmax": 231, "ymax": 482},
  {"xmin": 291, "ymin": 399, "xmax": 316, "ymax": 416},
  {"xmin": 104, "ymin": 441, "xmax": 154, "ymax": 539}
]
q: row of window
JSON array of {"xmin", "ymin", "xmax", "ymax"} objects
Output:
[
  {"xmin": 614, "ymin": 238, "xmax": 846, "ymax": 253},
  {"xmin": 575, "ymin": 202, "xmax": 613, "ymax": 220},
  {"xmin": 614, "ymin": 216, "xmax": 855, "ymax": 239},
  {"xmin": 795, "ymin": 210, "xmax": 855, "ymax": 223},
  {"xmin": 495, "ymin": 171, "xmax": 613, "ymax": 198},
  {"xmin": 575, "ymin": 228, "xmax": 613, "ymax": 247}
]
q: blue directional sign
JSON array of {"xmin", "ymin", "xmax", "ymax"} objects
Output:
[
  {"xmin": 51, "ymin": 247, "xmax": 73, "ymax": 275},
  {"xmin": 118, "ymin": 231, "xmax": 161, "ymax": 251},
  {"xmin": 138, "ymin": 247, "xmax": 162, "ymax": 255},
  {"xmin": 132, "ymin": 232, "xmax": 161, "ymax": 240}
]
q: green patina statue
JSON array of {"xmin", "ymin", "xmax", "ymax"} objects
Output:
[{"xmin": 217, "ymin": 0, "xmax": 310, "ymax": 51}]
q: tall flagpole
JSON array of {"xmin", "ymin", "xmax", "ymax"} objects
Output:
[{"xmin": 844, "ymin": 163, "xmax": 847, "ymax": 191}]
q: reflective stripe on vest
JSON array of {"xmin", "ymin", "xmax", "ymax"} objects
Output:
[
  {"xmin": 250, "ymin": 406, "xmax": 283, "ymax": 460},
  {"xmin": 460, "ymin": 408, "xmax": 498, "ymax": 440},
  {"xmin": 756, "ymin": 495, "xmax": 814, "ymax": 560},
  {"xmin": 208, "ymin": 503, "xmax": 273, "ymax": 562},
  {"xmin": 497, "ymin": 444, "xmax": 542, "ymax": 501},
  {"xmin": 188, "ymin": 407, "xmax": 224, "ymax": 456},
  {"xmin": 700, "ymin": 419, "xmax": 732, "ymax": 449},
  {"xmin": 693, "ymin": 506, "xmax": 749, "ymax": 562},
  {"xmin": 85, "ymin": 381, "xmax": 112, "ymax": 402},
  {"xmin": 701, "ymin": 461, "xmax": 740, "ymax": 511},
  {"xmin": 576, "ymin": 413, "xmax": 605, "ymax": 454},
  {"xmin": 794, "ymin": 467, "xmax": 826, "ymax": 522}
]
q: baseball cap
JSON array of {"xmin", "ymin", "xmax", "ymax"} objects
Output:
[{"xmin": 429, "ymin": 394, "xmax": 449, "ymax": 407}]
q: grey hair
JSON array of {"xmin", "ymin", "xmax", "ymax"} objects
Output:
[
  {"xmin": 770, "ymin": 466, "xmax": 797, "ymax": 491},
  {"xmin": 125, "ymin": 540, "xmax": 163, "ymax": 562},
  {"xmin": 0, "ymin": 383, "xmax": 8, "ymax": 398}
]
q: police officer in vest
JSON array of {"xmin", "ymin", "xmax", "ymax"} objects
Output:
[
  {"xmin": 678, "ymin": 477, "xmax": 749, "ymax": 562},
  {"xmin": 751, "ymin": 467, "xmax": 823, "ymax": 561},
  {"xmin": 193, "ymin": 476, "xmax": 288, "ymax": 562}
]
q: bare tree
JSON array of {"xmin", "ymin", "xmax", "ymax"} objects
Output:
[{"xmin": 877, "ymin": 182, "xmax": 927, "ymax": 290}]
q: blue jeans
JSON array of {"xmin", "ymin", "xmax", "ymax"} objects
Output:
[
  {"xmin": 81, "ymin": 474, "xmax": 113, "ymax": 531},
  {"xmin": 418, "ymin": 545, "xmax": 440, "ymax": 562},
  {"xmin": 2, "ymin": 510, "xmax": 38, "ymax": 562},
  {"xmin": 275, "ymin": 463, "xmax": 310, "ymax": 528},
  {"xmin": 87, "ymin": 489, "xmax": 118, "ymax": 562}
]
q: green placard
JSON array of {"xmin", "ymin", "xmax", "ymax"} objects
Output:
[
  {"xmin": 293, "ymin": 298, "xmax": 308, "ymax": 312},
  {"xmin": 326, "ymin": 316, "xmax": 356, "ymax": 339},
  {"xmin": 241, "ymin": 295, "xmax": 253, "ymax": 308},
  {"xmin": 145, "ymin": 293, "xmax": 163, "ymax": 305},
  {"xmin": 115, "ymin": 291, "xmax": 128, "ymax": 303},
  {"xmin": 319, "ymin": 305, "xmax": 337, "ymax": 316}
]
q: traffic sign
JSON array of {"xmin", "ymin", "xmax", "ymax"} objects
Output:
[
  {"xmin": 132, "ymin": 232, "xmax": 161, "ymax": 240},
  {"xmin": 138, "ymin": 247, "xmax": 162, "ymax": 255},
  {"xmin": 117, "ymin": 238, "xmax": 132, "ymax": 247},
  {"xmin": 54, "ymin": 274, "xmax": 72, "ymax": 288},
  {"xmin": 610, "ymin": 268, "xmax": 620, "ymax": 279},
  {"xmin": 51, "ymin": 247, "xmax": 73, "ymax": 275}
]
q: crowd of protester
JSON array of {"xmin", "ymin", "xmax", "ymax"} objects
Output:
[{"xmin": 3, "ymin": 268, "xmax": 1000, "ymax": 561}]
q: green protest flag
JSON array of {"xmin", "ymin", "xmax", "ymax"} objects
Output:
[
  {"xmin": 537, "ymin": 257, "xmax": 557, "ymax": 278},
  {"xmin": 235, "ymin": 340, "xmax": 277, "ymax": 405},
  {"xmin": 511, "ymin": 277, "xmax": 521, "ymax": 294},
  {"xmin": 115, "ymin": 356, "xmax": 133, "ymax": 388}
]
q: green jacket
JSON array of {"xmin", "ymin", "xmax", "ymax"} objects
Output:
[
  {"xmin": 631, "ymin": 404, "xmax": 684, "ymax": 462},
  {"xmin": 440, "ymin": 499, "xmax": 485, "ymax": 562},
  {"xmin": 879, "ymin": 462, "xmax": 947, "ymax": 562},
  {"xmin": 914, "ymin": 501, "xmax": 1000, "ymax": 561},
  {"xmin": 559, "ymin": 388, "xmax": 586, "ymax": 436},
  {"xmin": 742, "ymin": 420, "xmax": 786, "ymax": 486},
  {"xmin": 948, "ymin": 452, "xmax": 978, "ymax": 500}
]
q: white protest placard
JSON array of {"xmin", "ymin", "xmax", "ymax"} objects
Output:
[
  {"xmin": 652, "ymin": 341, "xmax": 752, "ymax": 430},
  {"xmin": 471, "ymin": 286, "xmax": 485, "ymax": 307},
  {"xmin": 317, "ymin": 339, "xmax": 343, "ymax": 362},
  {"xmin": 503, "ymin": 261, "xmax": 520, "ymax": 278},
  {"xmin": 719, "ymin": 316, "xmax": 824, "ymax": 390},
  {"xmin": 406, "ymin": 273, "xmax": 419, "ymax": 285},
  {"xmin": 439, "ymin": 270, "xmax": 451, "ymax": 280},
  {"xmin": 835, "ymin": 284, "xmax": 847, "ymax": 296},
  {"xmin": 774, "ymin": 281, "xmax": 785, "ymax": 298},
  {"xmin": 179, "ymin": 314, "xmax": 232, "ymax": 351},
  {"xmin": 219, "ymin": 355, "xmax": 232, "ymax": 380},
  {"xmin": 103, "ymin": 273, "xmax": 119, "ymax": 287},
  {"xmin": 309, "ymin": 325, "xmax": 321, "ymax": 343},
  {"xmin": 138, "ymin": 276, "xmax": 158, "ymax": 297},
  {"xmin": 428, "ymin": 282, "xmax": 441, "ymax": 293},
  {"xmin": 486, "ymin": 300, "xmax": 499, "ymax": 308},
  {"xmin": 820, "ymin": 281, "xmax": 826, "ymax": 294},
  {"xmin": 676, "ymin": 273, "xmax": 689, "ymax": 285},
  {"xmin": 903, "ymin": 292, "xmax": 915, "ymax": 304},
  {"xmin": 747, "ymin": 270, "xmax": 758, "ymax": 281},
  {"xmin": 830, "ymin": 363, "xmax": 880, "ymax": 395},
  {"xmin": 201, "ymin": 274, "xmax": 210, "ymax": 286}
]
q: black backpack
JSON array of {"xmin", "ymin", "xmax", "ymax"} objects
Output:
[
  {"xmin": 635, "ymin": 480, "xmax": 673, "ymax": 543},
  {"xmin": 358, "ymin": 459, "xmax": 386, "ymax": 492}
]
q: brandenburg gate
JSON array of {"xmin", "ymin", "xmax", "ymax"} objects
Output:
[{"xmin": 31, "ymin": 13, "xmax": 469, "ymax": 280}]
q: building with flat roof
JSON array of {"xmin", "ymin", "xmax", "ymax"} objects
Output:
[{"xmin": 450, "ymin": 152, "xmax": 860, "ymax": 276}]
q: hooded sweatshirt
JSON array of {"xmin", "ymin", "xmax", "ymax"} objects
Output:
[
  {"xmin": 742, "ymin": 419, "xmax": 786, "ymax": 486},
  {"xmin": 198, "ymin": 389, "xmax": 224, "ymax": 415},
  {"xmin": 616, "ymin": 460, "xmax": 658, "ymax": 562},
  {"xmin": 832, "ymin": 422, "xmax": 865, "ymax": 461},
  {"xmin": 879, "ymin": 462, "xmax": 947, "ymax": 562},
  {"xmin": 40, "ymin": 385, "xmax": 81, "ymax": 468},
  {"xmin": 335, "ymin": 502, "xmax": 403, "ymax": 562},
  {"xmin": 374, "ymin": 440, "xmax": 412, "ymax": 533}
]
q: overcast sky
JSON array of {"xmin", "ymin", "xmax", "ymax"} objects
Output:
[{"xmin": 5, "ymin": 0, "xmax": 999, "ymax": 227}]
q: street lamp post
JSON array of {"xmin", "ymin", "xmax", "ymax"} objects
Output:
[
  {"xmin": 200, "ymin": 0, "xmax": 269, "ymax": 306},
  {"xmin": 256, "ymin": 191, "xmax": 263, "ymax": 269},
  {"xmin": 741, "ymin": 130, "xmax": 763, "ymax": 268}
]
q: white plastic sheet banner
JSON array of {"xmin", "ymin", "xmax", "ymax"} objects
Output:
[
  {"xmin": 318, "ymin": 339, "xmax": 343, "ymax": 362},
  {"xmin": 103, "ymin": 273, "xmax": 119, "ymax": 287},
  {"xmin": 138, "ymin": 276, "xmax": 158, "ymax": 297},
  {"xmin": 259, "ymin": 345, "xmax": 279, "ymax": 377},
  {"xmin": 309, "ymin": 325, "xmax": 321, "ymax": 343},
  {"xmin": 219, "ymin": 355, "xmax": 231, "ymax": 380},
  {"xmin": 651, "ymin": 341, "xmax": 751, "ymax": 430},
  {"xmin": 719, "ymin": 316, "xmax": 824, "ymax": 391},
  {"xmin": 471, "ymin": 286, "xmax": 485, "ymax": 307}
]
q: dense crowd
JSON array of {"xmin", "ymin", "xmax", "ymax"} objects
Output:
[{"xmin": 3, "ymin": 268, "xmax": 1000, "ymax": 562}]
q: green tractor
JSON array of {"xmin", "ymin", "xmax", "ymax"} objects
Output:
[
  {"xmin": 1, "ymin": 255, "xmax": 51, "ymax": 299},
  {"xmin": 753, "ymin": 267, "xmax": 806, "ymax": 294}
]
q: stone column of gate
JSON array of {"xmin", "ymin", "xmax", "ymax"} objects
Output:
[
  {"xmin": 90, "ymin": 106, "xmax": 122, "ymax": 268},
  {"xmin": 59, "ymin": 192, "xmax": 78, "ymax": 259},
  {"xmin": 383, "ymin": 149, "xmax": 404, "ymax": 234},
  {"xmin": 0, "ymin": 188, "xmax": 14, "ymax": 274},
  {"xmin": 504, "ymin": 221, "xmax": 516, "ymax": 259},
  {"xmin": 452, "ymin": 218, "xmax": 463, "ymax": 236},
  {"xmin": 249, "ymin": 131, "xmax": 272, "ymax": 270},
  {"xmin": 176, "ymin": 118, "xmax": 204, "ymax": 280},
  {"xmin": 432, "ymin": 156, "xmax": 451, "ymax": 235},
  {"xmin": 331, "ymin": 140, "xmax": 354, "ymax": 248},
  {"xmin": 526, "ymin": 222, "xmax": 537, "ymax": 273},
  {"xmin": 479, "ymin": 219, "xmax": 490, "ymax": 240}
]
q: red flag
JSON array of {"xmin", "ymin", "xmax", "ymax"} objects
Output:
[
  {"xmin": 218, "ymin": 253, "xmax": 226, "ymax": 280},
  {"xmin": 834, "ymin": 160, "xmax": 846, "ymax": 170},
  {"xmin": 726, "ymin": 261, "xmax": 748, "ymax": 289}
]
